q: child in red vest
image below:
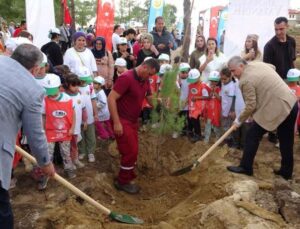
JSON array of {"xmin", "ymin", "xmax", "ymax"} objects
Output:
[
  {"xmin": 286, "ymin": 69, "xmax": 300, "ymax": 136},
  {"xmin": 204, "ymin": 71, "xmax": 221, "ymax": 143},
  {"xmin": 187, "ymin": 69, "xmax": 210, "ymax": 143},
  {"xmin": 42, "ymin": 73, "xmax": 76, "ymax": 179}
]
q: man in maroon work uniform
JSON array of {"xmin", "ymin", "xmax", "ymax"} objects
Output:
[{"xmin": 108, "ymin": 58, "xmax": 160, "ymax": 194}]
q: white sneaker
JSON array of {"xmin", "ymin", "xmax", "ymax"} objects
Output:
[
  {"xmin": 74, "ymin": 159, "xmax": 85, "ymax": 168},
  {"xmin": 79, "ymin": 153, "xmax": 85, "ymax": 160},
  {"xmin": 172, "ymin": 132, "xmax": 179, "ymax": 139},
  {"xmin": 275, "ymin": 142, "xmax": 279, "ymax": 148},
  {"xmin": 88, "ymin": 153, "xmax": 95, "ymax": 163}
]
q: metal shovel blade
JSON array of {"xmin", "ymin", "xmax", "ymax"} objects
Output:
[
  {"xmin": 109, "ymin": 211, "xmax": 144, "ymax": 224},
  {"xmin": 171, "ymin": 161, "xmax": 199, "ymax": 176}
]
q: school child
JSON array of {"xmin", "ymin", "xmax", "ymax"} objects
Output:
[
  {"xmin": 178, "ymin": 63, "xmax": 191, "ymax": 136},
  {"xmin": 158, "ymin": 53, "xmax": 170, "ymax": 65},
  {"xmin": 187, "ymin": 69, "xmax": 210, "ymax": 143},
  {"xmin": 113, "ymin": 58, "xmax": 128, "ymax": 82},
  {"xmin": 93, "ymin": 76, "xmax": 115, "ymax": 140},
  {"xmin": 286, "ymin": 69, "xmax": 300, "ymax": 136},
  {"xmin": 220, "ymin": 67, "xmax": 236, "ymax": 146},
  {"xmin": 64, "ymin": 73, "xmax": 87, "ymax": 168},
  {"xmin": 204, "ymin": 71, "xmax": 221, "ymax": 143},
  {"xmin": 35, "ymin": 53, "xmax": 49, "ymax": 86},
  {"xmin": 42, "ymin": 73, "xmax": 76, "ymax": 179},
  {"xmin": 76, "ymin": 66, "xmax": 97, "ymax": 163}
]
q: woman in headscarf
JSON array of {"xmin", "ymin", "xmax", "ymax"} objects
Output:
[
  {"xmin": 189, "ymin": 35, "xmax": 206, "ymax": 69},
  {"xmin": 92, "ymin": 36, "xmax": 114, "ymax": 92},
  {"xmin": 63, "ymin": 31, "xmax": 97, "ymax": 76},
  {"xmin": 136, "ymin": 33, "xmax": 159, "ymax": 66}
]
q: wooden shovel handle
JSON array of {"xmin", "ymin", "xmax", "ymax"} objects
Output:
[
  {"xmin": 15, "ymin": 145, "xmax": 111, "ymax": 215},
  {"xmin": 196, "ymin": 125, "xmax": 236, "ymax": 164}
]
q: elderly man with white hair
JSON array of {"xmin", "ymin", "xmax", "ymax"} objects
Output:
[{"xmin": 226, "ymin": 56, "xmax": 298, "ymax": 180}]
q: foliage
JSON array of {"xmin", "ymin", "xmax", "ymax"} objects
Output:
[
  {"xmin": 162, "ymin": 4, "xmax": 177, "ymax": 29},
  {"xmin": 151, "ymin": 68, "xmax": 185, "ymax": 135},
  {"xmin": 74, "ymin": 0, "xmax": 97, "ymax": 28},
  {"xmin": 0, "ymin": 0, "xmax": 25, "ymax": 24}
]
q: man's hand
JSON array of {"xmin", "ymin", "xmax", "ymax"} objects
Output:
[
  {"xmin": 157, "ymin": 43, "xmax": 166, "ymax": 50},
  {"xmin": 232, "ymin": 122, "xmax": 240, "ymax": 131},
  {"xmin": 168, "ymin": 41, "xmax": 173, "ymax": 49},
  {"xmin": 41, "ymin": 162, "xmax": 55, "ymax": 177},
  {"xmin": 114, "ymin": 121, "xmax": 123, "ymax": 136}
]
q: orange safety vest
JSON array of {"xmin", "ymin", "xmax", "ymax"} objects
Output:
[
  {"xmin": 142, "ymin": 74, "xmax": 159, "ymax": 109},
  {"xmin": 45, "ymin": 97, "xmax": 73, "ymax": 142},
  {"xmin": 188, "ymin": 82, "xmax": 210, "ymax": 119},
  {"xmin": 206, "ymin": 87, "xmax": 221, "ymax": 127}
]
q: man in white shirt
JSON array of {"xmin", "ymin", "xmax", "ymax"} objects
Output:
[{"xmin": 112, "ymin": 25, "xmax": 123, "ymax": 52}]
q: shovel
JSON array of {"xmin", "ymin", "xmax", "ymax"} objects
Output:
[
  {"xmin": 15, "ymin": 145, "xmax": 143, "ymax": 224},
  {"xmin": 171, "ymin": 126, "xmax": 235, "ymax": 176}
]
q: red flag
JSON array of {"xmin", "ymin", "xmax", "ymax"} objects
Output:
[
  {"xmin": 209, "ymin": 6, "xmax": 222, "ymax": 38},
  {"xmin": 62, "ymin": 0, "xmax": 72, "ymax": 25},
  {"xmin": 95, "ymin": 0, "xmax": 115, "ymax": 51}
]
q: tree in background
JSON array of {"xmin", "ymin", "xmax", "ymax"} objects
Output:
[
  {"xmin": 74, "ymin": 0, "xmax": 96, "ymax": 29},
  {"xmin": 162, "ymin": 4, "xmax": 177, "ymax": 29},
  {"xmin": 0, "ymin": 0, "xmax": 25, "ymax": 24}
]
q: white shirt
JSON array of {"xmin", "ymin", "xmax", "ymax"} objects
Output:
[
  {"xmin": 95, "ymin": 90, "xmax": 110, "ymax": 121},
  {"xmin": 178, "ymin": 77, "xmax": 189, "ymax": 111},
  {"xmin": 64, "ymin": 47, "xmax": 97, "ymax": 74},
  {"xmin": 112, "ymin": 33, "xmax": 120, "ymax": 52},
  {"xmin": 68, "ymin": 92, "xmax": 86, "ymax": 135},
  {"xmin": 199, "ymin": 53, "xmax": 227, "ymax": 83},
  {"xmin": 79, "ymin": 84, "xmax": 96, "ymax": 125},
  {"xmin": 234, "ymin": 80, "xmax": 245, "ymax": 119},
  {"xmin": 221, "ymin": 81, "xmax": 235, "ymax": 117}
]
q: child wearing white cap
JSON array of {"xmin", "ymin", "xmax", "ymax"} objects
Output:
[
  {"xmin": 114, "ymin": 58, "xmax": 128, "ymax": 82},
  {"xmin": 76, "ymin": 66, "xmax": 97, "ymax": 163},
  {"xmin": 42, "ymin": 73, "xmax": 76, "ymax": 179},
  {"xmin": 204, "ymin": 71, "xmax": 221, "ymax": 143},
  {"xmin": 187, "ymin": 69, "xmax": 210, "ymax": 143},
  {"xmin": 158, "ymin": 53, "xmax": 170, "ymax": 65},
  {"xmin": 34, "ymin": 53, "xmax": 49, "ymax": 87},
  {"xmin": 286, "ymin": 68, "xmax": 300, "ymax": 136},
  {"xmin": 93, "ymin": 76, "xmax": 115, "ymax": 140}
]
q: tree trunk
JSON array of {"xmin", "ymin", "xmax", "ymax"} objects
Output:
[
  {"xmin": 60, "ymin": 1, "xmax": 64, "ymax": 26},
  {"xmin": 181, "ymin": 0, "xmax": 192, "ymax": 62},
  {"xmin": 70, "ymin": 0, "xmax": 76, "ymax": 32}
]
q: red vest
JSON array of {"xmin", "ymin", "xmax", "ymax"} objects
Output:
[
  {"xmin": 188, "ymin": 82, "xmax": 210, "ymax": 119},
  {"xmin": 206, "ymin": 87, "xmax": 221, "ymax": 127},
  {"xmin": 45, "ymin": 97, "xmax": 73, "ymax": 142},
  {"xmin": 142, "ymin": 74, "xmax": 160, "ymax": 109}
]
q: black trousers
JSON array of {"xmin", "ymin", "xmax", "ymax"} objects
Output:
[
  {"xmin": 240, "ymin": 103, "xmax": 298, "ymax": 177},
  {"xmin": 0, "ymin": 185, "xmax": 13, "ymax": 229},
  {"xmin": 188, "ymin": 116, "xmax": 201, "ymax": 136}
]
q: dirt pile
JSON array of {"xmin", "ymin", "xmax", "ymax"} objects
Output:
[{"xmin": 11, "ymin": 133, "xmax": 300, "ymax": 228}]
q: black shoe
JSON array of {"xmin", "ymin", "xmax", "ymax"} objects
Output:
[
  {"xmin": 190, "ymin": 135, "xmax": 202, "ymax": 143},
  {"xmin": 227, "ymin": 166, "xmax": 253, "ymax": 176},
  {"xmin": 268, "ymin": 133, "xmax": 278, "ymax": 144},
  {"xmin": 273, "ymin": 169, "xmax": 292, "ymax": 180},
  {"xmin": 114, "ymin": 180, "xmax": 140, "ymax": 194}
]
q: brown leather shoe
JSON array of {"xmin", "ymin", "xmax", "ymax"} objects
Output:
[{"xmin": 114, "ymin": 180, "xmax": 140, "ymax": 194}]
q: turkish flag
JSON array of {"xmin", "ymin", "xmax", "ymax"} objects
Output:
[
  {"xmin": 95, "ymin": 0, "xmax": 114, "ymax": 51},
  {"xmin": 62, "ymin": 0, "xmax": 72, "ymax": 25}
]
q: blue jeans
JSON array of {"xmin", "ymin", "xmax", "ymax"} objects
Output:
[{"xmin": 0, "ymin": 184, "xmax": 13, "ymax": 229}]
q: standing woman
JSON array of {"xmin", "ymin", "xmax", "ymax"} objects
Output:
[
  {"xmin": 64, "ymin": 31, "xmax": 97, "ymax": 76},
  {"xmin": 241, "ymin": 34, "xmax": 262, "ymax": 62},
  {"xmin": 199, "ymin": 37, "xmax": 227, "ymax": 83},
  {"xmin": 92, "ymin": 36, "xmax": 114, "ymax": 92},
  {"xmin": 112, "ymin": 37, "xmax": 134, "ymax": 70},
  {"xmin": 189, "ymin": 35, "xmax": 206, "ymax": 69},
  {"xmin": 41, "ymin": 28, "xmax": 63, "ymax": 66}
]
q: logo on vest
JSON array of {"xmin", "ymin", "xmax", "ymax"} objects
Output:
[
  {"xmin": 52, "ymin": 110, "xmax": 67, "ymax": 118},
  {"xmin": 191, "ymin": 88, "xmax": 198, "ymax": 95},
  {"xmin": 149, "ymin": 78, "xmax": 154, "ymax": 84}
]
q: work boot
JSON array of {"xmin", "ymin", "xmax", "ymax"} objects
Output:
[
  {"xmin": 114, "ymin": 180, "xmax": 140, "ymax": 194},
  {"xmin": 190, "ymin": 134, "xmax": 202, "ymax": 143}
]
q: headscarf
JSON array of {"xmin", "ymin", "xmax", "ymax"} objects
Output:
[
  {"xmin": 92, "ymin": 36, "xmax": 106, "ymax": 59},
  {"xmin": 72, "ymin": 31, "xmax": 86, "ymax": 42}
]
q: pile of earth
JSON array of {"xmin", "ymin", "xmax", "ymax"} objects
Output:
[{"xmin": 11, "ymin": 132, "xmax": 300, "ymax": 228}]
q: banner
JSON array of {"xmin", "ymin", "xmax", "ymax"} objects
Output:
[
  {"xmin": 224, "ymin": 0, "xmax": 289, "ymax": 57},
  {"xmin": 189, "ymin": 2, "xmax": 202, "ymax": 54},
  {"xmin": 62, "ymin": 0, "xmax": 72, "ymax": 25},
  {"xmin": 217, "ymin": 7, "xmax": 228, "ymax": 46},
  {"xmin": 95, "ymin": 0, "xmax": 114, "ymax": 51},
  {"xmin": 147, "ymin": 0, "xmax": 164, "ymax": 32},
  {"xmin": 209, "ymin": 6, "xmax": 222, "ymax": 38},
  {"xmin": 26, "ymin": 0, "xmax": 55, "ymax": 48},
  {"xmin": 202, "ymin": 8, "xmax": 211, "ymax": 40}
]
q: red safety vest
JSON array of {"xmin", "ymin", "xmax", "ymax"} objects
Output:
[
  {"xmin": 188, "ymin": 82, "xmax": 210, "ymax": 119},
  {"xmin": 142, "ymin": 74, "xmax": 159, "ymax": 109},
  {"xmin": 45, "ymin": 97, "xmax": 73, "ymax": 142},
  {"xmin": 206, "ymin": 87, "xmax": 221, "ymax": 127}
]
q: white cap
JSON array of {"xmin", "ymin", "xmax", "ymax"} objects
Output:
[
  {"xmin": 49, "ymin": 28, "xmax": 60, "ymax": 35},
  {"xmin": 42, "ymin": 73, "xmax": 61, "ymax": 96},
  {"xmin": 94, "ymin": 76, "xmax": 105, "ymax": 85},
  {"xmin": 158, "ymin": 53, "xmax": 170, "ymax": 61},
  {"xmin": 286, "ymin": 68, "xmax": 300, "ymax": 82},
  {"xmin": 208, "ymin": 70, "xmax": 220, "ymax": 82},
  {"xmin": 159, "ymin": 64, "xmax": 172, "ymax": 75},
  {"xmin": 5, "ymin": 37, "xmax": 32, "ymax": 52},
  {"xmin": 75, "ymin": 66, "xmax": 93, "ymax": 83},
  {"xmin": 179, "ymin": 63, "xmax": 190, "ymax": 72},
  {"xmin": 187, "ymin": 69, "xmax": 200, "ymax": 83},
  {"xmin": 117, "ymin": 37, "xmax": 127, "ymax": 45},
  {"xmin": 115, "ymin": 58, "xmax": 127, "ymax": 67},
  {"xmin": 144, "ymin": 57, "xmax": 153, "ymax": 62}
]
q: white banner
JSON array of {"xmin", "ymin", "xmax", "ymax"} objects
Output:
[
  {"xmin": 224, "ymin": 0, "xmax": 289, "ymax": 58},
  {"xmin": 189, "ymin": 2, "xmax": 202, "ymax": 54},
  {"xmin": 26, "ymin": 0, "xmax": 56, "ymax": 48}
]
